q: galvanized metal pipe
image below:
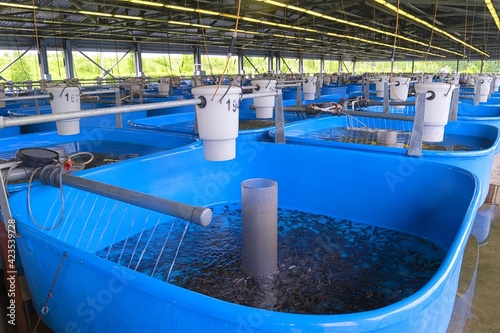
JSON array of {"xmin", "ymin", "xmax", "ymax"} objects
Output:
[
  {"xmin": 343, "ymin": 110, "xmax": 415, "ymax": 121},
  {"xmin": 276, "ymin": 83, "xmax": 302, "ymax": 88},
  {"xmin": 37, "ymin": 166, "xmax": 212, "ymax": 227},
  {"xmin": 240, "ymin": 91, "xmax": 278, "ymax": 100},
  {"xmin": 81, "ymin": 89, "xmax": 117, "ymax": 96},
  {"xmin": 0, "ymin": 94, "xmax": 49, "ymax": 102},
  {"xmin": 0, "ymin": 98, "xmax": 202, "ymax": 128}
]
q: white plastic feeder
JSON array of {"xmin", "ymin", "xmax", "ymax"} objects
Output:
[
  {"xmin": 447, "ymin": 74, "xmax": 460, "ymax": 86},
  {"xmin": 376, "ymin": 130, "xmax": 398, "ymax": 146},
  {"xmin": 414, "ymin": 82, "xmax": 456, "ymax": 142},
  {"xmin": 302, "ymin": 75, "xmax": 317, "ymax": 100},
  {"xmin": 47, "ymin": 85, "xmax": 81, "ymax": 135},
  {"xmin": 375, "ymin": 74, "xmax": 389, "ymax": 97},
  {"xmin": 422, "ymin": 74, "xmax": 434, "ymax": 83},
  {"xmin": 157, "ymin": 77, "xmax": 171, "ymax": 96},
  {"xmin": 231, "ymin": 75, "xmax": 243, "ymax": 87},
  {"xmin": 467, "ymin": 75, "xmax": 475, "ymax": 87},
  {"xmin": 494, "ymin": 75, "xmax": 500, "ymax": 92},
  {"xmin": 192, "ymin": 85, "xmax": 242, "ymax": 161},
  {"xmin": 25, "ymin": 80, "xmax": 33, "ymax": 92},
  {"xmin": 191, "ymin": 75, "xmax": 203, "ymax": 88},
  {"xmin": 125, "ymin": 78, "xmax": 142, "ymax": 94},
  {"xmin": 389, "ymin": 76, "xmax": 410, "ymax": 108},
  {"xmin": 477, "ymin": 75, "xmax": 492, "ymax": 102},
  {"xmin": 323, "ymin": 74, "xmax": 332, "ymax": 85},
  {"xmin": 251, "ymin": 79, "xmax": 277, "ymax": 118}
]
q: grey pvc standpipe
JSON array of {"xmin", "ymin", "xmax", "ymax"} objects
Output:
[
  {"xmin": 241, "ymin": 178, "xmax": 278, "ymax": 277},
  {"xmin": 39, "ymin": 168, "xmax": 212, "ymax": 227},
  {"xmin": 62, "ymin": 173, "xmax": 211, "ymax": 226}
]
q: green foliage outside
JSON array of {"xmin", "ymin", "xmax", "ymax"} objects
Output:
[{"xmin": 1, "ymin": 50, "xmax": 499, "ymax": 84}]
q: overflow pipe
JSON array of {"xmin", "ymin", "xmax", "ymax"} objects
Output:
[{"xmin": 241, "ymin": 178, "xmax": 278, "ymax": 277}]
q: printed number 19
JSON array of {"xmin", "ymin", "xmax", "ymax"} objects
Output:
[{"xmin": 226, "ymin": 99, "xmax": 237, "ymax": 112}]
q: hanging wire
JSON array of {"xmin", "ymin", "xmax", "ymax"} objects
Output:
[
  {"xmin": 27, "ymin": 165, "xmax": 66, "ymax": 231},
  {"xmin": 151, "ymin": 217, "xmax": 178, "ymax": 277},
  {"xmin": 31, "ymin": 0, "xmax": 43, "ymax": 83},
  {"xmin": 389, "ymin": 0, "xmax": 406, "ymax": 102},
  {"xmin": 50, "ymin": 1, "xmax": 64, "ymax": 79},
  {"xmin": 424, "ymin": 0, "xmax": 440, "ymax": 62},
  {"xmin": 211, "ymin": 0, "xmax": 242, "ymax": 100},
  {"xmin": 166, "ymin": 221, "xmax": 190, "ymax": 282},
  {"xmin": 196, "ymin": 0, "xmax": 213, "ymax": 77}
]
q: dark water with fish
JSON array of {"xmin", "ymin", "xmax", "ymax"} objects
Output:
[
  {"xmin": 303, "ymin": 126, "xmax": 491, "ymax": 151},
  {"xmin": 97, "ymin": 203, "xmax": 445, "ymax": 314}
]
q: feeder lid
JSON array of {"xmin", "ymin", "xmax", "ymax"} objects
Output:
[{"xmin": 16, "ymin": 148, "xmax": 60, "ymax": 168}]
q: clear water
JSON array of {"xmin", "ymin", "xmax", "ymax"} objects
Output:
[
  {"xmin": 96, "ymin": 203, "xmax": 446, "ymax": 314},
  {"xmin": 301, "ymin": 126, "xmax": 491, "ymax": 151}
]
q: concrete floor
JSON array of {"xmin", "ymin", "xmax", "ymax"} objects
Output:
[{"xmin": 447, "ymin": 204, "xmax": 500, "ymax": 333}]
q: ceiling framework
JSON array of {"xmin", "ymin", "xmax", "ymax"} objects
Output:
[{"xmin": 0, "ymin": 0, "xmax": 498, "ymax": 60}]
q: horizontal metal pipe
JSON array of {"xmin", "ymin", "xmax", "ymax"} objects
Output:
[
  {"xmin": 361, "ymin": 100, "xmax": 416, "ymax": 106},
  {"xmin": 278, "ymin": 80, "xmax": 306, "ymax": 84},
  {"xmin": 0, "ymin": 98, "xmax": 202, "ymax": 128},
  {"xmin": 62, "ymin": 173, "xmax": 212, "ymax": 226},
  {"xmin": 0, "ymin": 95, "xmax": 49, "ymax": 102},
  {"xmin": 35, "ymin": 167, "xmax": 212, "ymax": 226},
  {"xmin": 241, "ymin": 86, "xmax": 258, "ymax": 90},
  {"xmin": 276, "ymin": 83, "xmax": 302, "ymax": 88},
  {"xmin": 81, "ymin": 89, "xmax": 118, "ymax": 96},
  {"xmin": 241, "ymin": 91, "xmax": 278, "ymax": 100},
  {"xmin": 343, "ymin": 110, "xmax": 415, "ymax": 121}
]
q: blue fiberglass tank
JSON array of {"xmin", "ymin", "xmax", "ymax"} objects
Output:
[
  {"xmin": 268, "ymin": 115, "xmax": 499, "ymax": 205},
  {"xmin": 9, "ymin": 142, "xmax": 480, "ymax": 332},
  {"xmin": 0, "ymin": 127, "xmax": 200, "ymax": 193}
]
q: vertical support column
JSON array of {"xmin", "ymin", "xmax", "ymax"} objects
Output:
[
  {"xmin": 63, "ymin": 39, "xmax": 75, "ymax": 79},
  {"xmin": 352, "ymin": 57, "xmax": 357, "ymax": 75},
  {"xmin": 337, "ymin": 58, "xmax": 342, "ymax": 75},
  {"xmin": 274, "ymin": 89, "xmax": 285, "ymax": 144},
  {"xmin": 449, "ymin": 87, "xmax": 459, "ymax": 121},
  {"xmin": 275, "ymin": 52, "xmax": 281, "ymax": 74},
  {"xmin": 237, "ymin": 50, "xmax": 244, "ymax": 75},
  {"xmin": 411, "ymin": 57, "xmax": 415, "ymax": 74},
  {"xmin": 473, "ymin": 79, "xmax": 481, "ymax": 106},
  {"xmin": 267, "ymin": 52, "xmax": 274, "ymax": 73},
  {"xmin": 193, "ymin": 46, "xmax": 202, "ymax": 75},
  {"xmin": 38, "ymin": 39, "xmax": 51, "ymax": 81},
  {"xmin": 407, "ymin": 92, "xmax": 426, "ymax": 157},
  {"xmin": 320, "ymin": 55, "xmax": 325, "ymax": 74},
  {"xmin": 456, "ymin": 57, "xmax": 460, "ymax": 74},
  {"xmin": 480, "ymin": 58, "xmax": 484, "ymax": 74},
  {"xmin": 383, "ymin": 81, "xmax": 389, "ymax": 114},
  {"xmin": 134, "ymin": 43, "xmax": 143, "ymax": 77}
]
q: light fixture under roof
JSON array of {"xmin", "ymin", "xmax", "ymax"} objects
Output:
[
  {"xmin": 0, "ymin": 1, "xmax": 38, "ymax": 9},
  {"xmin": 373, "ymin": 0, "xmax": 489, "ymax": 57},
  {"xmin": 484, "ymin": 0, "xmax": 500, "ymax": 30}
]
